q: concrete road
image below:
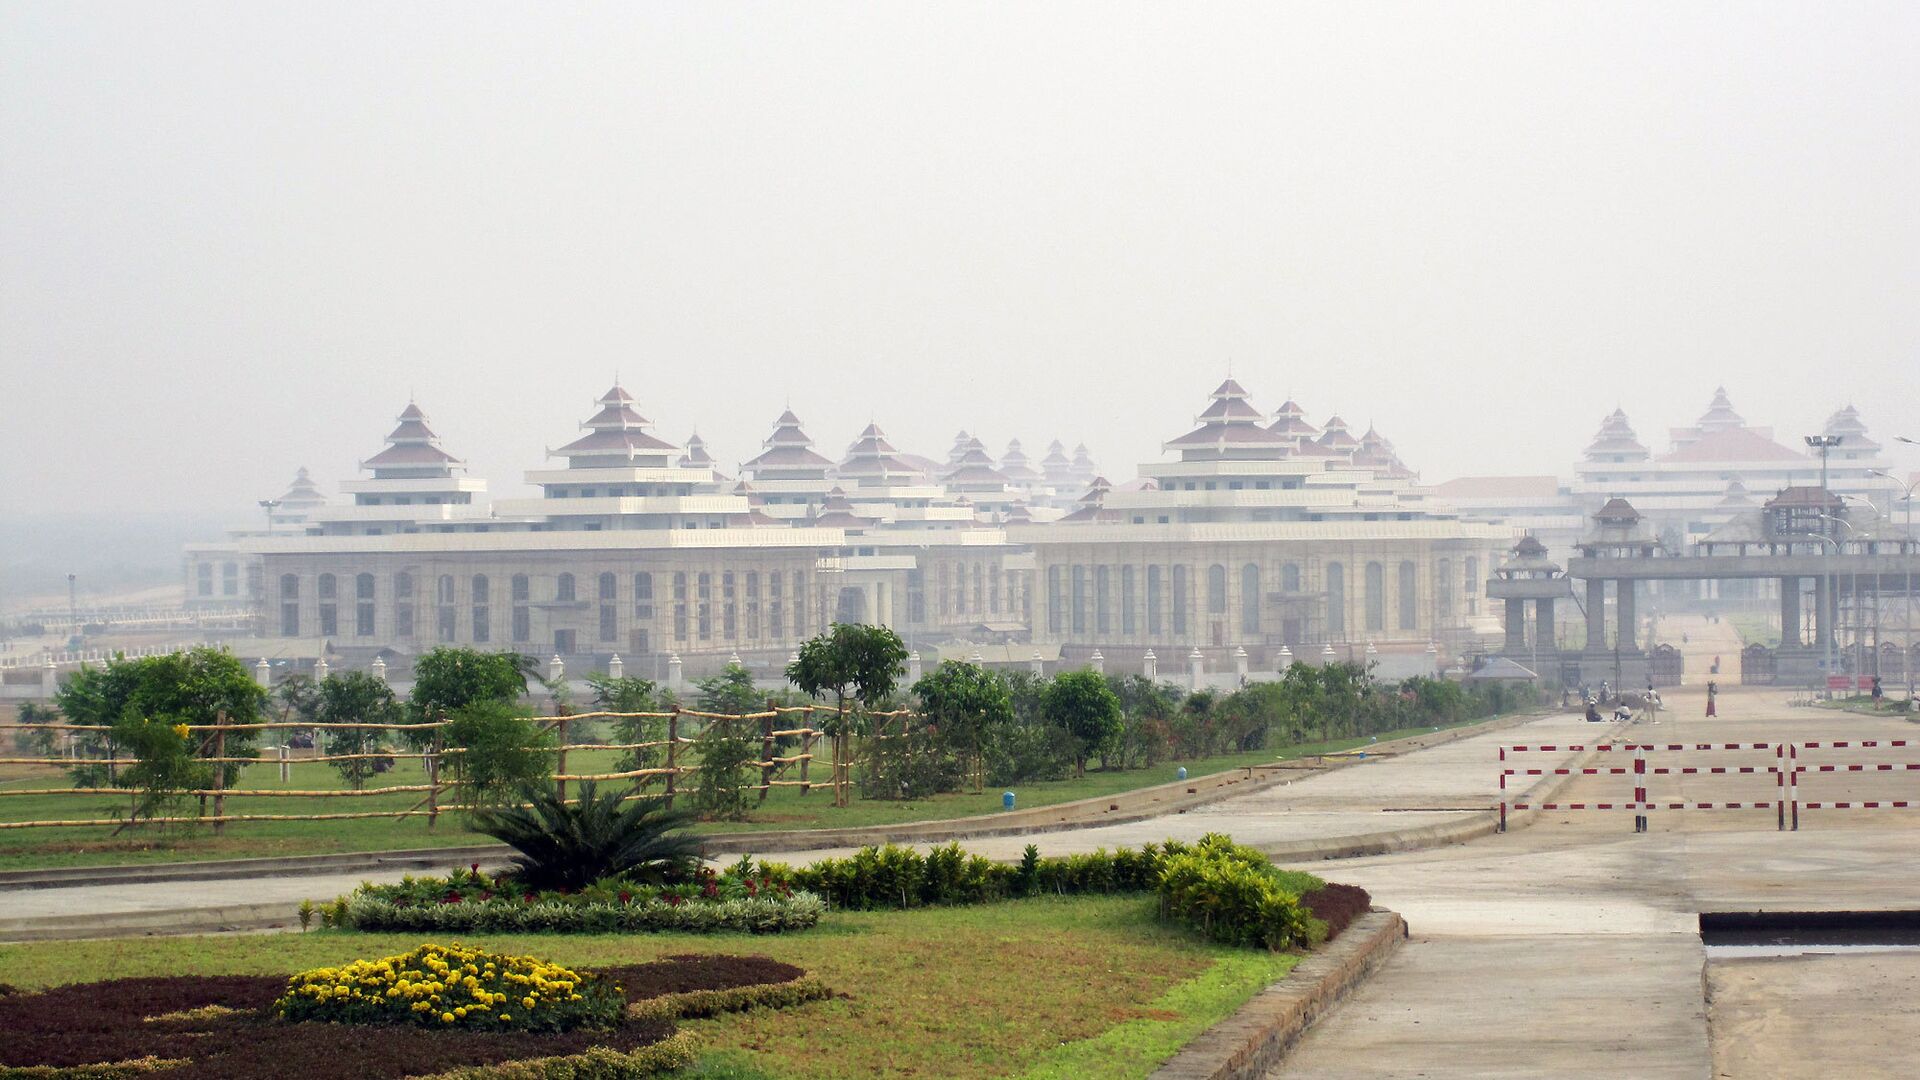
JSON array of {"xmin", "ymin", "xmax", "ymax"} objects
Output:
[
  {"xmin": 1708, "ymin": 951, "xmax": 1920, "ymax": 1080},
  {"xmin": 1270, "ymin": 684, "xmax": 1920, "ymax": 1079}
]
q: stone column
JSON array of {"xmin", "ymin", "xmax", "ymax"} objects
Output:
[
  {"xmin": 1779, "ymin": 579, "xmax": 1801, "ymax": 647},
  {"xmin": 1504, "ymin": 598, "xmax": 1527, "ymax": 652},
  {"xmin": 876, "ymin": 580, "xmax": 894, "ymax": 629},
  {"xmin": 1537, "ymin": 597, "xmax": 1556, "ymax": 650},
  {"xmin": 1616, "ymin": 580, "xmax": 1637, "ymax": 651},
  {"xmin": 1814, "ymin": 576, "xmax": 1832, "ymax": 650},
  {"xmin": 1585, "ymin": 578, "xmax": 1606, "ymax": 650}
]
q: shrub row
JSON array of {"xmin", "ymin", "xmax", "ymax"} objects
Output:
[
  {"xmin": 624, "ymin": 976, "xmax": 835, "ymax": 1024},
  {"xmin": 341, "ymin": 892, "xmax": 824, "ymax": 935},
  {"xmin": 754, "ymin": 834, "xmax": 1356, "ymax": 952}
]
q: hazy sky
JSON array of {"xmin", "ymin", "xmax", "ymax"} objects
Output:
[{"xmin": 5, "ymin": 1, "xmax": 1918, "ymax": 524}]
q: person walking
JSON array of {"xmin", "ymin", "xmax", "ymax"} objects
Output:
[{"xmin": 1706, "ymin": 680, "xmax": 1719, "ymax": 718}]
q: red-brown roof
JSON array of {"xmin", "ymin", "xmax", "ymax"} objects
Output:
[
  {"xmin": 364, "ymin": 443, "xmax": 459, "ymax": 467},
  {"xmin": 1432, "ymin": 475, "xmax": 1562, "ymax": 499},
  {"xmin": 554, "ymin": 429, "xmax": 679, "ymax": 454},
  {"xmin": 1656, "ymin": 427, "xmax": 1805, "ymax": 465}
]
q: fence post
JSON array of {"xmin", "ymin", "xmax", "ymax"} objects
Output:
[
  {"xmin": 1776, "ymin": 744, "xmax": 1785, "ymax": 831},
  {"xmin": 554, "ymin": 704, "xmax": 571, "ymax": 804},
  {"xmin": 664, "ymin": 706, "xmax": 680, "ymax": 810},
  {"xmin": 426, "ymin": 716, "xmax": 442, "ymax": 830},
  {"xmin": 279, "ymin": 743, "xmax": 290, "ymax": 784},
  {"xmin": 1633, "ymin": 748, "xmax": 1646, "ymax": 834},
  {"xmin": 798, "ymin": 710, "xmax": 813, "ymax": 796},
  {"xmin": 1790, "ymin": 743, "xmax": 1799, "ymax": 832},
  {"xmin": 211, "ymin": 711, "xmax": 228, "ymax": 835},
  {"xmin": 759, "ymin": 698, "xmax": 777, "ymax": 804},
  {"xmin": 1498, "ymin": 746, "xmax": 1506, "ymax": 832}
]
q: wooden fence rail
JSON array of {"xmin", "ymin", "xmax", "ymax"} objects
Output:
[{"xmin": 0, "ymin": 702, "xmax": 939, "ymax": 831}]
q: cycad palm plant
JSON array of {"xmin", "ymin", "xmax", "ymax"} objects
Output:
[{"xmin": 470, "ymin": 781, "xmax": 702, "ymax": 891}]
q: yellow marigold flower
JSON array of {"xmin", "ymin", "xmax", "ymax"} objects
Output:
[
  {"xmin": 441, "ymin": 1012, "xmax": 454, "ymax": 1023},
  {"xmin": 500, "ymin": 1013, "xmax": 511, "ymax": 1022},
  {"xmin": 523, "ymin": 996, "xmax": 536, "ymax": 1009}
]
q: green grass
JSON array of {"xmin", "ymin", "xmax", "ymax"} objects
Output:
[
  {"xmin": 0, "ymin": 716, "xmax": 1493, "ymax": 870},
  {"xmin": 1728, "ymin": 614, "xmax": 1781, "ymax": 648},
  {"xmin": 0, "ymin": 894, "xmax": 1301, "ymax": 1079}
]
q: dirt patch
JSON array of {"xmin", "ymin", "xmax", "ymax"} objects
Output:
[
  {"xmin": 1301, "ymin": 883, "xmax": 1371, "ymax": 942},
  {"xmin": 0, "ymin": 955, "xmax": 805, "ymax": 1079}
]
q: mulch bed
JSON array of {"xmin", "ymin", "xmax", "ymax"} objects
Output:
[
  {"xmin": 0, "ymin": 955, "xmax": 804, "ymax": 1079},
  {"xmin": 1300, "ymin": 883, "xmax": 1371, "ymax": 942}
]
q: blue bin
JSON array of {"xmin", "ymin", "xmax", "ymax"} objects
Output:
[
  {"xmin": 1176, "ymin": 766, "xmax": 1188, "ymax": 781},
  {"xmin": 1003, "ymin": 791, "xmax": 1016, "ymax": 810}
]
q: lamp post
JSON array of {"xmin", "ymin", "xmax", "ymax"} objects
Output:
[
  {"xmin": 1821, "ymin": 511, "xmax": 1872, "ymax": 690},
  {"xmin": 258, "ymin": 498, "xmax": 281, "ymax": 532},
  {"xmin": 1791, "ymin": 531, "xmax": 1841, "ymax": 697},
  {"xmin": 1885, "ymin": 445, "xmax": 1918, "ymax": 702}
]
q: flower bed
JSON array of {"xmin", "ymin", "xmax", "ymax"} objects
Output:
[
  {"xmin": 0, "ymin": 953, "xmax": 824, "ymax": 1080},
  {"xmin": 276, "ymin": 943, "xmax": 624, "ymax": 1032},
  {"xmin": 332, "ymin": 863, "xmax": 824, "ymax": 935}
]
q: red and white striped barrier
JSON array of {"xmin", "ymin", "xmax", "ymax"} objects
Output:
[{"xmin": 1499, "ymin": 739, "xmax": 1918, "ymax": 832}]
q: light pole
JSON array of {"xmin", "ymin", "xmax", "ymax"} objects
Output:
[
  {"xmin": 258, "ymin": 499, "xmax": 281, "ymax": 532},
  {"xmin": 1878, "ymin": 450, "xmax": 1918, "ymax": 702},
  {"xmin": 1818, "ymin": 512, "xmax": 1870, "ymax": 690},
  {"xmin": 1791, "ymin": 531, "xmax": 1841, "ymax": 696}
]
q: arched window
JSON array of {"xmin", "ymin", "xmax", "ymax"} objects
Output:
[
  {"xmin": 1146, "ymin": 565, "xmax": 1163, "ymax": 636},
  {"xmin": 510, "ymin": 574, "xmax": 530, "ymax": 644},
  {"xmin": 355, "ymin": 573, "xmax": 376, "ymax": 637},
  {"xmin": 1365, "ymin": 562, "xmax": 1386, "ymax": 632},
  {"xmin": 556, "ymin": 573, "xmax": 576, "ymax": 602},
  {"xmin": 1240, "ymin": 563, "xmax": 1261, "ymax": 635},
  {"xmin": 598, "ymin": 572, "xmax": 617, "ymax": 601},
  {"xmin": 1398, "ymin": 561, "xmax": 1417, "ymax": 630},
  {"xmin": 315, "ymin": 574, "xmax": 338, "ymax": 637},
  {"xmin": 1282, "ymin": 563, "xmax": 1301, "ymax": 593},
  {"xmin": 1326, "ymin": 563, "xmax": 1345, "ymax": 636},
  {"xmin": 1436, "ymin": 558, "xmax": 1453, "ymax": 619},
  {"xmin": 279, "ymin": 574, "xmax": 301, "ymax": 637},
  {"xmin": 1094, "ymin": 565, "xmax": 1111, "ymax": 634},
  {"xmin": 393, "ymin": 572, "xmax": 415, "ymax": 638},
  {"xmin": 511, "ymin": 574, "xmax": 529, "ymax": 601},
  {"xmin": 1120, "ymin": 565, "xmax": 1137, "ymax": 636},
  {"xmin": 437, "ymin": 575, "xmax": 455, "ymax": 604},
  {"xmin": 471, "ymin": 575, "xmax": 490, "ymax": 644},
  {"xmin": 1070, "ymin": 565, "xmax": 1087, "ymax": 634},
  {"xmin": 1171, "ymin": 565, "xmax": 1189, "ymax": 636},
  {"xmin": 394, "ymin": 572, "xmax": 413, "ymax": 598},
  {"xmin": 634, "ymin": 572, "xmax": 654, "ymax": 619},
  {"xmin": 1465, "ymin": 556, "xmax": 1480, "ymax": 616},
  {"xmin": 1206, "ymin": 564, "xmax": 1227, "ymax": 614}
]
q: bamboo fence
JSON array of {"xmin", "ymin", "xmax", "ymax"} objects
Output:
[{"xmin": 0, "ymin": 702, "xmax": 932, "ymax": 832}]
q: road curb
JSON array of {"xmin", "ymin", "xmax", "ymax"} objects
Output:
[{"xmin": 1149, "ymin": 907, "xmax": 1408, "ymax": 1080}]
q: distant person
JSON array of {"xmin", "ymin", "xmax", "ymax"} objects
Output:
[
  {"xmin": 1586, "ymin": 701, "xmax": 1604, "ymax": 723},
  {"xmin": 1706, "ymin": 680, "xmax": 1719, "ymax": 718},
  {"xmin": 1712, "ymin": 655, "xmax": 1721, "ymax": 675},
  {"xmin": 1871, "ymin": 676, "xmax": 1883, "ymax": 705}
]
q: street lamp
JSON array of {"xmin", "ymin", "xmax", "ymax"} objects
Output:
[
  {"xmin": 1818, "ymin": 512, "xmax": 1872, "ymax": 691},
  {"xmin": 1805, "ymin": 434, "xmax": 1843, "ymax": 493},
  {"xmin": 258, "ymin": 499, "xmax": 282, "ymax": 531},
  {"xmin": 1790, "ymin": 530, "xmax": 1842, "ymax": 697},
  {"xmin": 1871, "ymin": 463, "xmax": 1919, "ymax": 703}
]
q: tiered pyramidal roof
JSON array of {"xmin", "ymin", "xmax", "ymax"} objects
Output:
[
  {"xmin": 274, "ymin": 467, "xmax": 329, "ymax": 515},
  {"xmin": 1584, "ymin": 408, "xmax": 1650, "ymax": 462},
  {"xmin": 1165, "ymin": 379, "xmax": 1292, "ymax": 456},
  {"xmin": 741, "ymin": 409, "xmax": 836, "ymax": 477},
  {"xmin": 836, "ymin": 423, "xmax": 921, "ymax": 486},
  {"xmin": 999, "ymin": 439, "xmax": 1043, "ymax": 487},
  {"xmin": 551, "ymin": 385, "xmax": 678, "ymax": 467},
  {"xmin": 362, "ymin": 402, "xmax": 464, "ymax": 476}
]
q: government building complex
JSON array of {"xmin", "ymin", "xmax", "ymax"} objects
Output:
[{"xmin": 183, "ymin": 379, "xmax": 1516, "ymax": 682}]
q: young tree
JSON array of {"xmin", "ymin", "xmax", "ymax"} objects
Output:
[
  {"xmin": 406, "ymin": 648, "xmax": 529, "ymax": 740},
  {"xmin": 689, "ymin": 663, "xmax": 762, "ymax": 818},
  {"xmin": 586, "ymin": 673, "xmax": 667, "ymax": 779},
  {"xmin": 1041, "ymin": 669, "xmax": 1123, "ymax": 777},
  {"xmin": 786, "ymin": 623, "xmax": 908, "ymax": 806},
  {"xmin": 312, "ymin": 671, "xmax": 402, "ymax": 789},
  {"xmin": 54, "ymin": 648, "xmax": 267, "ymax": 823},
  {"xmin": 913, "ymin": 661, "xmax": 1013, "ymax": 792},
  {"xmin": 12, "ymin": 701, "xmax": 60, "ymax": 757}
]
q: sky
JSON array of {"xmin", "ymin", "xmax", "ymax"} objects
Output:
[{"xmin": 4, "ymin": 1, "xmax": 1919, "ymax": 530}]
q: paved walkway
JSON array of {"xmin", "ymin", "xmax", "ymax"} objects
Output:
[{"xmin": 1269, "ymin": 684, "xmax": 1920, "ymax": 1079}]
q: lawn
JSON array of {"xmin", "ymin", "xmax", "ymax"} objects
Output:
[
  {"xmin": 0, "ymin": 716, "xmax": 1491, "ymax": 870},
  {"xmin": 0, "ymin": 895, "xmax": 1298, "ymax": 1079}
]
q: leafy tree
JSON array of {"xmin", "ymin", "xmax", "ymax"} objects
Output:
[
  {"xmin": 12, "ymin": 702, "xmax": 59, "ymax": 757},
  {"xmin": 913, "ymin": 661, "xmax": 1013, "ymax": 792},
  {"xmin": 312, "ymin": 671, "xmax": 402, "ymax": 789},
  {"xmin": 786, "ymin": 623, "xmax": 908, "ymax": 726},
  {"xmin": 272, "ymin": 673, "xmax": 321, "ymax": 730},
  {"xmin": 586, "ymin": 673, "xmax": 668, "ymax": 778},
  {"xmin": 470, "ymin": 781, "xmax": 701, "ymax": 891},
  {"xmin": 787, "ymin": 623, "xmax": 908, "ymax": 806},
  {"xmin": 1105, "ymin": 674, "xmax": 1179, "ymax": 769},
  {"xmin": 695, "ymin": 663, "xmax": 762, "ymax": 715},
  {"xmin": 1041, "ymin": 669, "xmax": 1123, "ymax": 777},
  {"xmin": 54, "ymin": 648, "xmax": 266, "ymax": 823},
  {"xmin": 407, "ymin": 647, "xmax": 529, "ymax": 724},
  {"xmin": 442, "ymin": 699, "xmax": 555, "ymax": 809}
]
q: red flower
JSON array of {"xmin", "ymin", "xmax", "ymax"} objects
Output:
[
  {"xmin": 471, "ymin": 863, "xmax": 481, "ymax": 876},
  {"xmin": 618, "ymin": 891, "xmax": 633, "ymax": 904}
]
